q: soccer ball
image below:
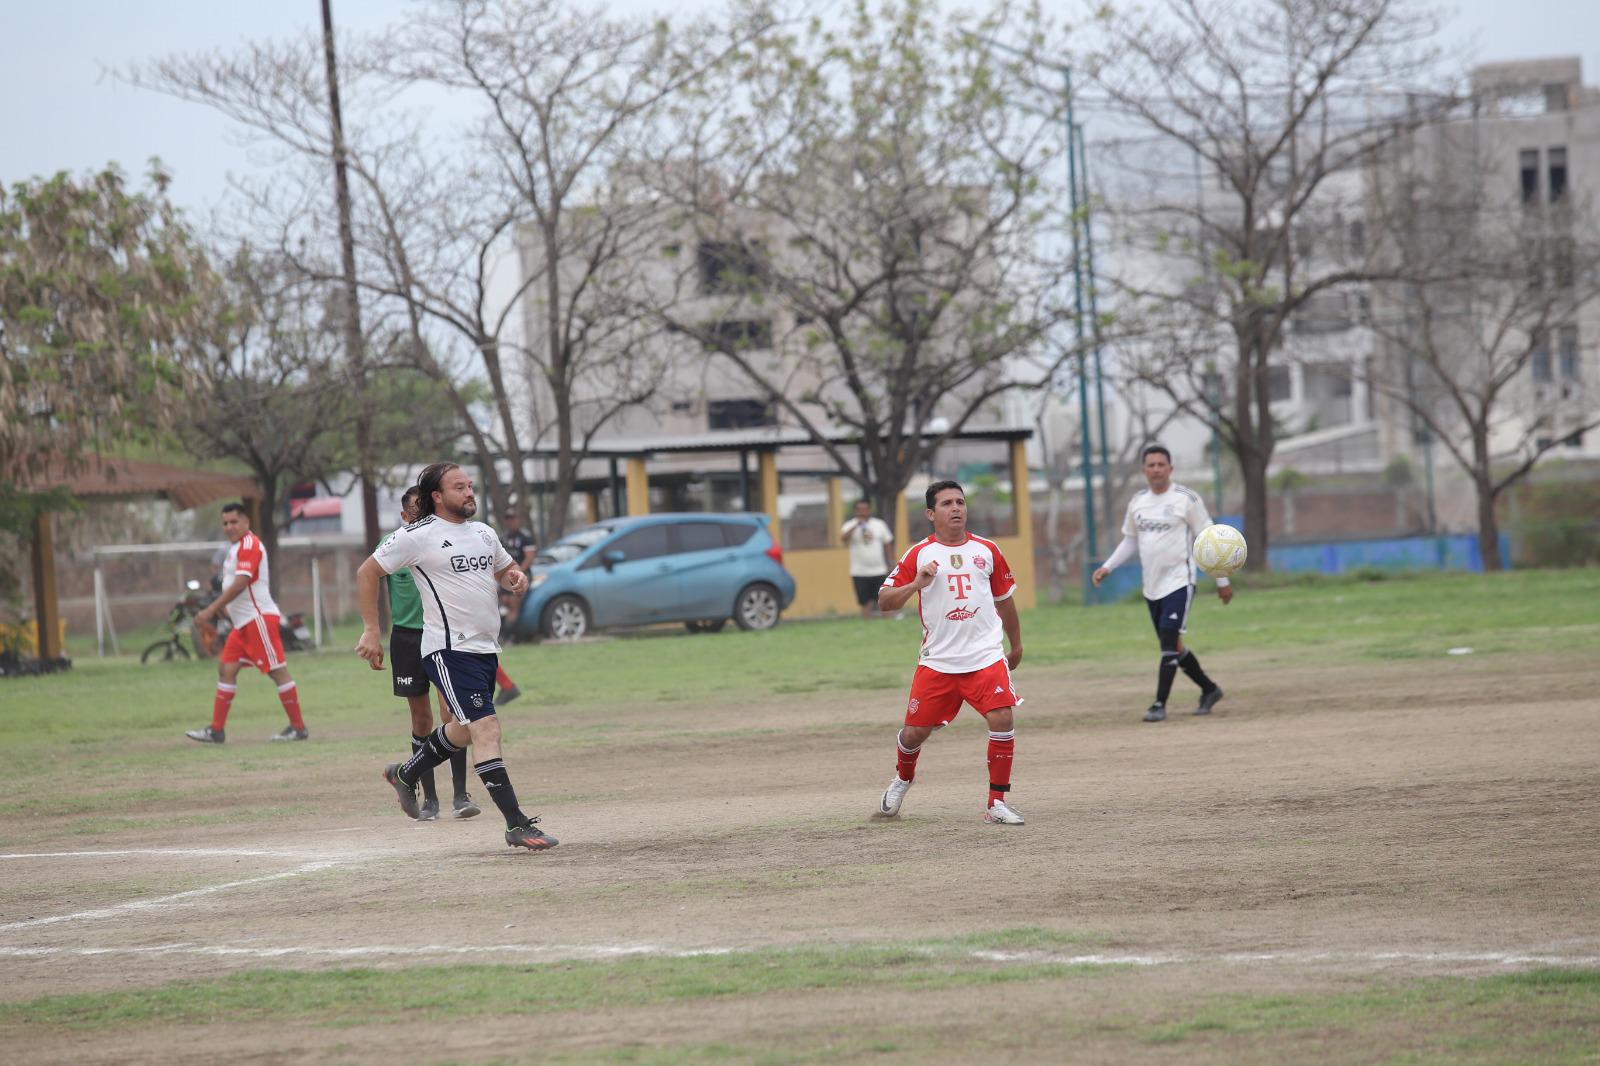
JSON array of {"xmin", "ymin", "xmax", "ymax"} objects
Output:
[{"xmin": 1193, "ymin": 523, "xmax": 1248, "ymax": 576}]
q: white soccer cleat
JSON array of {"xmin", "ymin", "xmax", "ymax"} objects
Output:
[
  {"xmin": 983, "ymin": 799, "xmax": 1025, "ymax": 825},
  {"xmin": 878, "ymin": 775, "xmax": 913, "ymax": 817}
]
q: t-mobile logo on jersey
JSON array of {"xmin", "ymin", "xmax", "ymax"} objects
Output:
[{"xmin": 946, "ymin": 573, "xmax": 973, "ymax": 599}]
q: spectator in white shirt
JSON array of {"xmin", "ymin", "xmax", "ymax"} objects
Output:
[{"xmin": 841, "ymin": 500, "xmax": 895, "ymax": 619}]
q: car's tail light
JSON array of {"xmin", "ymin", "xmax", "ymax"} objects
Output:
[{"xmin": 765, "ymin": 542, "xmax": 783, "ymax": 565}]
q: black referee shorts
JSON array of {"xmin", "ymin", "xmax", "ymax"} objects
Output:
[{"xmin": 389, "ymin": 625, "xmax": 429, "ymax": 697}]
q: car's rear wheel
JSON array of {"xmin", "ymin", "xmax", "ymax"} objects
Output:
[
  {"xmin": 684, "ymin": 619, "xmax": 728, "ymax": 634},
  {"xmin": 541, "ymin": 595, "xmax": 591, "ymax": 641},
  {"xmin": 733, "ymin": 583, "xmax": 782, "ymax": 631}
]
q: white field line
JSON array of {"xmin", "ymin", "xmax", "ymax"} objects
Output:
[
  {"xmin": 0, "ymin": 942, "xmax": 733, "ymax": 961},
  {"xmin": 968, "ymin": 948, "xmax": 1600, "ymax": 968},
  {"xmin": 0, "ymin": 860, "xmax": 348, "ymax": 932},
  {"xmin": 0, "ymin": 941, "xmax": 1596, "ymax": 970},
  {"xmin": 0, "ymin": 848, "xmax": 339, "ymax": 861}
]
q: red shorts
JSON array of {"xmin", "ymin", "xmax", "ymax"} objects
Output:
[
  {"xmin": 904, "ymin": 659, "xmax": 1020, "ymax": 727},
  {"xmin": 221, "ymin": 614, "xmax": 287, "ymax": 673}
]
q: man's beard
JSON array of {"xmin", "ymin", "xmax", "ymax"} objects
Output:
[{"xmin": 441, "ymin": 498, "xmax": 477, "ymax": 520}]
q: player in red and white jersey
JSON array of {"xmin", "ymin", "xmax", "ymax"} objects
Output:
[
  {"xmin": 873, "ymin": 480, "xmax": 1026, "ymax": 826},
  {"xmin": 184, "ymin": 502, "xmax": 308, "ymax": 744}
]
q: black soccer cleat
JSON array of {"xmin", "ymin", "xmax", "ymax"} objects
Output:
[
  {"xmin": 185, "ymin": 726, "xmax": 225, "ymax": 744},
  {"xmin": 1195, "ymin": 687, "xmax": 1225, "ymax": 716},
  {"xmin": 1142, "ymin": 703, "xmax": 1167, "ymax": 723},
  {"xmin": 453, "ymin": 793, "xmax": 482, "ymax": 819},
  {"xmin": 505, "ymin": 816, "xmax": 558, "ymax": 851},
  {"xmin": 383, "ymin": 763, "xmax": 421, "ymax": 819},
  {"xmin": 418, "ymin": 796, "xmax": 441, "ymax": 821},
  {"xmin": 270, "ymin": 725, "xmax": 309, "ymax": 742}
]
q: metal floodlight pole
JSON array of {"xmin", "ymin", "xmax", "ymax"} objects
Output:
[
  {"xmin": 1064, "ymin": 69, "xmax": 1098, "ymax": 593},
  {"xmin": 1074, "ymin": 122, "xmax": 1114, "ymax": 540},
  {"xmin": 963, "ymin": 30, "xmax": 1098, "ymax": 595}
]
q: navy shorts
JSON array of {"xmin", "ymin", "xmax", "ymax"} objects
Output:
[
  {"xmin": 1146, "ymin": 585, "xmax": 1195, "ymax": 635},
  {"xmin": 425, "ymin": 649, "xmax": 500, "ymax": 723},
  {"xmin": 389, "ymin": 626, "xmax": 428, "ymax": 697}
]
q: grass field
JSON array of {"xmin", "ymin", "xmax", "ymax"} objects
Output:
[{"xmin": 2, "ymin": 568, "xmax": 1598, "ymax": 1063}]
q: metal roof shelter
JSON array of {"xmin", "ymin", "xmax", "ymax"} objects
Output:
[
  {"xmin": 18, "ymin": 456, "xmax": 260, "ymax": 662},
  {"xmin": 522, "ymin": 425, "xmax": 1037, "ymax": 617},
  {"xmin": 523, "ymin": 425, "xmax": 1033, "ymax": 528}
]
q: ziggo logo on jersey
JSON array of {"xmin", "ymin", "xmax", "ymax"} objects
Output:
[{"xmin": 449, "ymin": 554, "xmax": 495, "ymax": 573}]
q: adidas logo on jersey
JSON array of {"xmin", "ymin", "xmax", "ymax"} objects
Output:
[{"xmin": 441, "ymin": 540, "xmax": 453, "ymax": 547}]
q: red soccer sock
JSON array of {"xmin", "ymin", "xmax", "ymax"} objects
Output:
[
  {"xmin": 276, "ymin": 680, "xmax": 306, "ymax": 730},
  {"xmin": 895, "ymin": 729, "xmax": 922, "ymax": 783},
  {"xmin": 495, "ymin": 665, "xmax": 514, "ymax": 691},
  {"xmin": 986, "ymin": 729, "xmax": 1015, "ymax": 806},
  {"xmin": 211, "ymin": 683, "xmax": 237, "ymax": 732}
]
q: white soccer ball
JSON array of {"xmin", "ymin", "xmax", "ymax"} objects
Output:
[{"xmin": 1194, "ymin": 523, "xmax": 1248, "ymax": 576}]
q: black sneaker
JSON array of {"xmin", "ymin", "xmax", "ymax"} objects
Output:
[
  {"xmin": 1143, "ymin": 703, "xmax": 1167, "ymax": 723},
  {"xmin": 270, "ymin": 725, "xmax": 309, "ymax": 742},
  {"xmin": 185, "ymin": 726, "xmax": 225, "ymax": 744},
  {"xmin": 1195, "ymin": 688, "xmax": 1224, "ymax": 716},
  {"xmin": 383, "ymin": 763, "xmax": 421, "ymax": 819},
  {"xmin": 505, "ymin": 817, "xmax": 558, "ymax": 851},
  {"xmin": 498, "ymin": 684, "xmax": 522, "ymax": 705},
  {"xmin": 418, "ymin": 796, "xmax": 441, "ymax": 821},
  {"xmin": 453, "ymin": 793, "xmax": 482, "ymax": 819}
]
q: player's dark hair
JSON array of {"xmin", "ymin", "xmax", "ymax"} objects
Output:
[
  {"xmin": 1141, "ymin": 445, "xmax": 1172, "ymax": 463},
  {"xmin": 416, "ymin": 462, "xmax": 461, "ymax": 518},
  {"xmin": 400, "ymin": 486, "xmax": 422, "ymax": 512},
  {"xmin": 925, "ymin": 480, "xmax": 963, "ymax": 510},
  {"xmin": 221, "ymin": 501, "xmax": 247, "ymax": 516}
]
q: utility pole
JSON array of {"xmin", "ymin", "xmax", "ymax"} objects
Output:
[{"xmin": 320, "ymin": 0, "xmax": 380, "ymax": 553}]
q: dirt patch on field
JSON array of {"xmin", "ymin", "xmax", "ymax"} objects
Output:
[{"xmin": 3, "ymin": 648, "xmax": 1598, "ymax": 1062}]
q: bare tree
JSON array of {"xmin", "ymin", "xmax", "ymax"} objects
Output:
[
  {"xmin": 1363, "ymin": 110, "xmax": 1600, "ymax": 570},
  {"xmin": 126, "ymin": 29, "xmax": 524, "ymax": 514},
  {"xmin": 643, "ymin": 0, "xmax": 1078, "ymax": 527},
  {"xmin": 181, "ymin": 251, "xmax": 355, "ymax": 590},
  {"xmin": 1083, "ymin": 0, "xmax": 1445, "ymax": 567},
  {"xmin": 378, "ymin": 0, "xmax": 771, "ymax": 537}
]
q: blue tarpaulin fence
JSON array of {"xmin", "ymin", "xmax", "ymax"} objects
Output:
[{"xmin": 1086, "ymin": 526, "xmax": 1512, "ymax": 605}]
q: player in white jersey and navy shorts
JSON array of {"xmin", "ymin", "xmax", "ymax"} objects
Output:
[
  {"xmin": 185, "ymin": 502, "xmax": 308, "ymax": 744},
  {"xmin": 355, "ymin": 462, "xmax": 557, "ymax": 851},
  {"xmin": 874, "ymin": 480, "xmax": 1027, "ymax": 825},
  {"xmin": 1093, "ymin": 445, "xmax": 1233, "ymax": 723}
]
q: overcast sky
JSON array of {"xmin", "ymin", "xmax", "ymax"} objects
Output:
[{"xmin": 3, "ymin": 0, "xmax": 1596, "ymax": 216}]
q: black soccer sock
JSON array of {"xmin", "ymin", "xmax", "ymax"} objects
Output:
[
  {"xmin": 1156, "ymin": 655, "xmax": 1179, "ymax": 704},
  {"xmin": 475, "ymin": 758, "xmax": 528, "ymax": 829},
  {"xmin": 450, "ymin": 746, "xmax": 469, "ymax": 799},
  {"xmin": 1155, "ymin": 630, "xmax": 1181, "ymax": 705},
  {"xmin": 398, "ymin": 725, "xmax": 459, "ymax": 788},
  {"xmin": 411, "ymin": 735, "xmax": 439, "ymax": 803},
  {"xmin": 1178, "ymin": 649, "xmax": 1217, "ymax": 693}
]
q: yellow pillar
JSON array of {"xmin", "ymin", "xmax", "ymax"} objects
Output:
[
  {"xmin": 893, "ymin": 490, "xmax": 911, "ymax": 554},
  {"xmin": 625, "ymin": 457, "xmax": 650, "ymax": 517},
  {"xmin": 584, "ymin": 490, "xmax": 602, "ymax": 523},
  {"xmin": 826, "ymin": 478, "xmax": 844, "ymax": 546},
  {"xmin": 758, "ymin": 451, "xmax": 780, "ymax": 545},
  {"xmin": 1010, "ymin": 439, "xmax": 1032, "ymax": 540},
  {"xmin": 31, "ymin": 511, "xmax": 63, "ymax": 660}
]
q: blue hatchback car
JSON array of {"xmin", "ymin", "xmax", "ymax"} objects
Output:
[{"xmin": 514, "ymin": 513, "xmax": 797, "ymax": 640}]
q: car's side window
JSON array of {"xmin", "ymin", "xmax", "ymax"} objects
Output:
[
  {"xmin": 675, "ymin": 522, "xmax": 727, "ymax": 554},
  {"xmin": 722, "ymin": 523, "xmax": 757, "ymax": 546},
  {"xmin": 606, "ymin": 524, "xmax": 671, "ymax": 562}
]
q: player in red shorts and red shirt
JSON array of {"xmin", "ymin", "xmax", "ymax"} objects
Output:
[
  {"xmin": 875, "ymin": 480, "xmax": 1026, "ymax": 825},
  {"xmin": 184, "ymin": 502, "xmax": 308, "ymax": 744}
]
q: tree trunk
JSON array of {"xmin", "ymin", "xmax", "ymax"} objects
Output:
[
  {"xmin": 1475, "ymin": 478, "xmax": 1504, "ymax": 572},
  {"xmin": 1239, "ymin": 448, "xmax": 1271, "ymax": 570}
]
